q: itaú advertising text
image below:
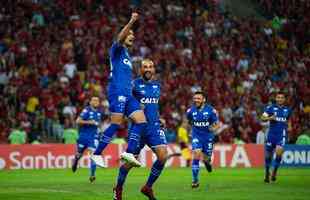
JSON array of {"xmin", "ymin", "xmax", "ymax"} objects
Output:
[{"xmin": 0, "ymin": 144, "xmax": 308, "ymax": 170}]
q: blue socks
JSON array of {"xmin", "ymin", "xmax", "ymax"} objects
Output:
[
  {"xmin": 95, "ymin": 122, "xmax": 146, "ymax": 155},
  {"xmin": 146, "ymin": 160, "xmax": 165, "ymax": 187},
  {"xmin": 192, "ymin": 159, "xmax": 200, "ymax": 183},
  {"xmin": 94, "ymin": 124, "xmax": 119, "ymax": 155},
  {"xmin": 265, "ymin": 150, "xmax": 273, "ymax": 174},
  {"xmin": 273, "ymin": 155, "xmax": 282, "ymax": 174},
  {"xmin": 116, "ymin": 160, "xmax": 165, "ymax": 188},
  {"xmin": 116, "ymin": 165, "xmax": 130, "ymax": 188},
  {"xmin": 126, "ymin": 123, "xmax": 147, "ymax": 153},
  {"xmin": 90, "ymin": 159, "xmax": 96, "ymax": 176}
]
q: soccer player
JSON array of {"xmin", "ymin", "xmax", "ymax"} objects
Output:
[
  {"xmin": 186, "ymin": 91, "xmax": 220, "ymax": 188},
  {"xmin": 113, "ymin": 59, "xmax": 167, "ymax": 200},
  {"xmin": 261, "ymin": 91, "xmax": 292, "ymax": 183},
  {"xmin": 91, "ymin": 12, "xmax": 147, "ymax": 167},
  {"xmin": 72, "ymin": 96, "xmax": 102, "ymax": 183}
]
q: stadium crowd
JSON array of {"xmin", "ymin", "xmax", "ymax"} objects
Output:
[{"xmin": 0, "ymin": 0, "xmax": 309, "ymax": 145}]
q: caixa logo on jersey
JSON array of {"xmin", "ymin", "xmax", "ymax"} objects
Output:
[
  {"xmin": 193, "ymin": 121, "xmax": 210, "ymax": 127},
  {"xmin": 281, "ymin": 145, "xmax": 310, "ymax": 167},
  {"xmin": 276, "ymin": 117, "xmax": 287, "ymax": 122},
  {"xmin": 140, "ymin": 97, "xmax": 159, "ymax": 104}
]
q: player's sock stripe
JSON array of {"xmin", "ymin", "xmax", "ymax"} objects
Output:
[
  {"xmin": 129, "ymin": 133, "xmax": 140, "ymax": 138},
  {"xmin": 102, "ymin": 135, "xmax": 112, "ymax": 140},
  {"xmin": 151, "ymin": 168, "xmax": 160, "ymax": 175},
  {"xmin": 129, "ymin": 133, "xmax": 140, "ymax": 141},
  {"xmin": 151, "ymin": 171, "xmax": 160, "ymax": 176}
]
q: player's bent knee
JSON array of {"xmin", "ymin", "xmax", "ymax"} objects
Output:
[
  {"xmin": 110, "ymin": 114, "xmax": 124, "ymax": 124},
  {"xmin": 275, "ymin": 146, "xmax": 284, "ymax": 156},
  {"xmin": 193, "ymin": 150, "xmax": 202, "ymax": 160},
  {"xmin": 158, "ymin": 152, "xmax": 168, "ymax": 164},
  {"xmin": 130, "ymin": 110, "xmax": 147, "ymax": 123},
  {"xmin": 155, "ymin": 146, "xmax": 168, "ymax": 163}
]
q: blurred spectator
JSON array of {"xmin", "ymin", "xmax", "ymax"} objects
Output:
[
  {"xmin": 296, "ymin": 129, "xmax": 310, "ymax": 145},
  {"xmin": 63, "ymin": 119, "xmax": 78, "ymax": 144},
  {"xmin": 8, "ymin": 123, "xmax": 26, "ymax": 144},
  {"xmin": 52, "ymin": 114, "xmax": 64, "ymax": 141},
  {"xmin": 0, "ymin": 0, "xmax": 308, "ymax": 144},
  {"xmin": 256, "ymin": 122, "xmax": 268, "ymax": 144}
]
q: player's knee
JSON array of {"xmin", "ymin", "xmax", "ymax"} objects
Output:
[
  {"xmin": 110, "ymin": 114, "xmax": 123, "ymax": 124},
  {"xmin": 158, "ymin": 153, "xmax": 167, "ymax": 164},
  {"xmin": 156, "ymin": 147, "xmax": 168, "ymax": 164},
  {"xmin": 131, "ymin": 111, "xmax": 147, "ymax": 123},
  {"xmin": 193, "ymin": 151, "xmax": 201, "ymax": 160},
  {"xmin": 275, "ymin": 147, "xmax": 284, "ymax": 156}
]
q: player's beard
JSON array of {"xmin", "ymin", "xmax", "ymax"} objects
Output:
[
  {"xmin": 195, "ymin": 102, "xmax": 203, "ymax": 109},
  {"xmin": 142, "ymin": 71, "xmax": 152, "ymax": 81}
]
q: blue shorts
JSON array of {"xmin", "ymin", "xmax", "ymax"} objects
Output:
[
  {"xmin": 134, "ymin": 122, "xmax": 167, "ymax": 155},
  {"xmin": 265, "ymin": 131, "xmax": 287, "ymax": 152},
  {"xmin": 192, "ymin": 133, "xmax": 214, "ymax": 157},
  {"xmin": 108, "ymin": 93, "xmax": 141, "ymax": 117},
  {"xmin": 77, "ymin": 134, "xmax": 99, "ymax": 153}
]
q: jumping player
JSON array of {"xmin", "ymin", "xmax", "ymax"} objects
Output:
[
  {"xmin": 113, "ymin": 59, "xmax": 167, "ymax": 200},
  {"xmin": 186, "ymin": 91, "xmax": 220, "ymax": 188},
  {"xmin": 262, "ymin": 91, "xmax": 292, "ymax": 183},
  {"xmin": 72, "ymin": 96, "xmax": 102, "ymax": 183},
  {"xmin": 91, "ymin": 13, "xmax": 147, "ymax": 167}
]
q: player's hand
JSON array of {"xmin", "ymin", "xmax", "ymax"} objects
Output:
[
  {"xmin": 159, "ymin": 118, "xmax": 166, "ymax": 128},
  {"xmin": 269, "ymin": 115, "xmax": 276, "ymax": 121},
  {"xmin": 90, "ymin": 120, "xmax": 99, "ymax": 126},
  {"xmin": 130, "ymin": 12, "xmax": 139, "ymax": 23}
]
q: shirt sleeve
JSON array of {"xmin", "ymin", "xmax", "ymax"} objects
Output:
[
  {"xmin": 209, "ymin": 108, "xmax": 219, "ymax": 125},
  {"xmin": 110, "ymin": 41, "xmax": 123, "ymax": 59},
  {"xmin": 79, "ymin": 108, "xmax": 89, "ymax": 120},
  {"xmin": 263, "ymin": 105, "xmax": 273, "ymax": 116}
]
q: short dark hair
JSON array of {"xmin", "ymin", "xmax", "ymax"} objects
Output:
[
  {"xmin": 194, "ymin": 91, "xmax": 206, "ymax": 97},
  {"xmin": 276, "ymin": 90, "xmax": 286, "ymax": 96}
]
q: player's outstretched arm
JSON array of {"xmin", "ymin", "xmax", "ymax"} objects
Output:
[
  {"xmin": 117, "ymin": 12, "xmax": 139, "ymax": 43},
  {"xmin": 261, "ymin": 113, "xmax": 276, "ymax": 122},
  {"xmin": 76, "ymin": 117, "xmax": 98, "ymax": 126}
]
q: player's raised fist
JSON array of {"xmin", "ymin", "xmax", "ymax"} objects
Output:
[{"xmin": 130, "ymin": 12, "xmax": 139, "ymax": 22}]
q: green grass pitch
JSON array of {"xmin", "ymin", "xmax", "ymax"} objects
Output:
[{"xmin": 0, "ymin": 168, "xmax": 309, "ymax": 200}]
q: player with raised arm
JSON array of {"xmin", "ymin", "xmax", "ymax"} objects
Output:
[
  {"xmin": 91, "ymin": 13, "xmax": 147, "ymax": 167},
  {"xmin": 186, "ymin": 91, "xmax": 220, "ymax": 189},
  {"xmin": 113, "ymin": 59, "xmax": 167, "ymax": 200},
  {"xmin": 72, "ymin": 96, "xmax": 102, "ymax": 183},
  {"xmin": 261, "ymin": 91, "xmax": 292, "ymax": 183}
]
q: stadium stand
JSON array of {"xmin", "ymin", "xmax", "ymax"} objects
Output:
[{"xmin": 0, "ymin": 0, "xmax": 309, "ymax": 144}]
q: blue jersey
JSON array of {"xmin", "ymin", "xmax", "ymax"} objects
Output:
[
  {"xmin": 108, "ymin": 41, "xmax": 133, "ymax": 96},
  {"xmin": 186, "ymin": 104, "xmax": 219, "ymax": 138},
  {"xmin": 263, "ymin": 104, "xmax": 292, "ymax": 137},
  {"xmin": 131, "ymin": 77, "xmax": 166, "ymax": 154},
  {"xmin": 78, "ymin": 106, "xmax": 102, "ymax": 139},
  {"xmin": 133, "ymin": 78, "xmax": 160, "ymax": 123}
]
